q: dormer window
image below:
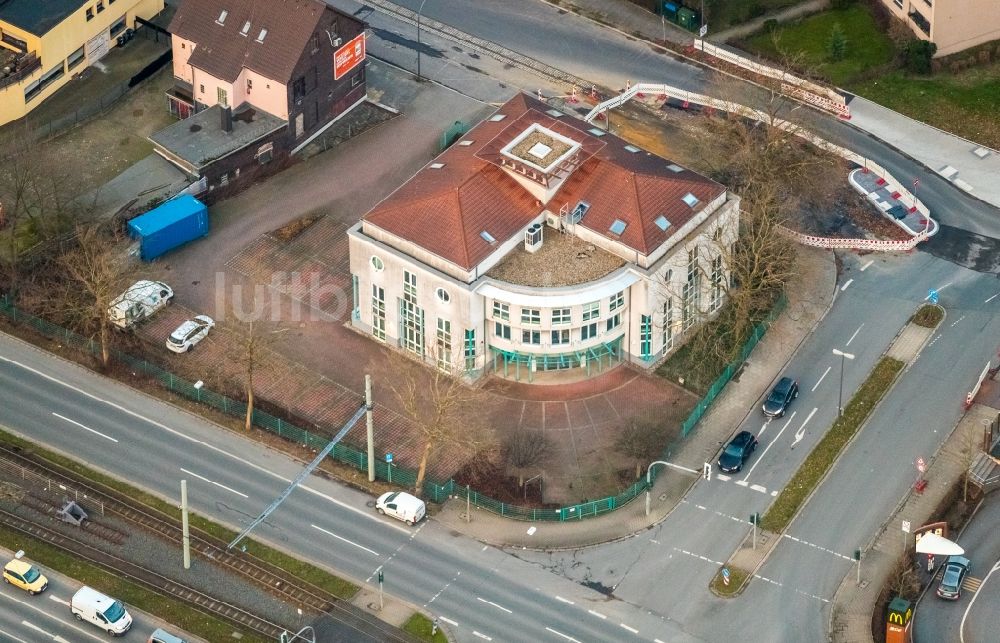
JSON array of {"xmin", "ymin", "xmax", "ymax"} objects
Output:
[
  {"xmin": 216, "ymin": 10, "xmax": 228, "ymax": 25},
  {"xmin": 240, "ymin": 21, "xmax": 251, "ymax": 36},
  {"xmin": 256, "ymin": 28, "xmax": 268, "ymax": 43}
]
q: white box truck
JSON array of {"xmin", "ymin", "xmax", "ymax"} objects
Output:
[
  {"xmin": 70, "ymin": 586, "xmax": 133, "ymax": 636},
  {"xmin": 108, "ymin": 280, "xmax": 173, "ymax": 329}
]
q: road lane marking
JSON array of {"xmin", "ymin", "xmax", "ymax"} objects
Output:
[
  {"xmin": 51, "ymin": 413, "xmax": 118, "ymax": 443},
  {"xmin": 845, "ymin": 323, "xmax": 864, "ymax": 346},
  {"xmin": 588, "ymin": 609, "xmax": 606, "ymax": 619},
  {"xmin": 715, "ymin": 474, "xmax": 730, "ymax": 481},
  {"xmin": 951, "ymin": 315, "xmax": 966, "ymax": 327},
  {"xmin": 439, "ymin": 616, "xmax": 458, "ymax": 626},
  {"xmin": 782, "ymin": 534, "xmax": 853, "ymax": 561},
  {"xmin": 311, "ymin": 524, "xmax": 379, "ymax": 556},
  {"xmin": 750, "ymin": 484, "xmax": 767, "ymax": 493},
  {"xmin": 840, "ymin": 279, "xmax": 853, "ymax": 291},
  {"xmin": 476, "ymin": 597, "xmax": 512, "ymax": 614},
  {"xmin": 0, "ymin": 592, "xmax": 103, "ymax": 641},
  {"xmin": 985, "ymin": 293, "xmax": 999, "ymax": 303},
  {"xmin": 812, "ymin": 366, "xmax": 831, "ymax": 392},
  {"xmin": 791, "ymin": 408, "xmax": 818, "ymax": 449},
  {"xmin": 0, "ymin": 356, "xmax": 412, "ymax": 535},
  {"xmin": 961, "ymin": 561, "xmax": 1000, "ymax": 643},
  {"xmin": 47, "ymin": 595, "xmax": 70, "ymax": 607},
  {"xmin": 555, "ymin": 596, "xmax": 574, "ymax": 605},
  {"xmin": 734, "ymin": 480, "xmax": 748, "ymax": 487},
  {"xmin": 180, "ymin": 468, "xmax": 248, "ymax": 498},
  {"xmin": 545, "ymin": 627, "xmax": 581, "ymax": 643},
  {"xmin": 0, "ymin": 626, "xmax": 29, "ymax": 643},
  {"xmin": 672, "ymin": 547, "xmax": 725, "ymax": 566},
  {"xmin": 473, "ymin": 632, "xmax": 492, "ymax": 640},
  {"xmin": 621, "ymin": 623, "xmax": 639, "ymax": 634},
  {"xmin": 742, "ymin": 411, "xmax": 796, "ymax": 480},
  {"xmin": 860, "ymin": 260, "xmax": 873, "ymax": 271}
]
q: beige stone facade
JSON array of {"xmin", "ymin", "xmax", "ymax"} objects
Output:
[{"xmin": 878, "ymin": 0, "xmax": 1000, "ymax": 57}]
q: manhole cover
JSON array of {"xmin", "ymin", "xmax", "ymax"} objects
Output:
[
  {"xmin": 658, "ymin": 493, "xmax": 668, "ymax": 502},
  {"xmin": 365, "ymin": 500, "xmax": 376, "ymax": 508}
]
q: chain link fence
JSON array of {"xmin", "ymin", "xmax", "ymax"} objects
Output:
[{"xmin": 0, "ymin": 293, "xmax": 783, "ymax": 520}]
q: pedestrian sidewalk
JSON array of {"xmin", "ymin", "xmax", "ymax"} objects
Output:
[
  {"xmin": 549, "ymin": 0, "xmax": 1000, "ymax": 211},
  {"xmin": 435, "ymin": 246, "xmax": 838, "ymax": 548},
  {"xmin": 829, "ymin": 402, "xmax": 995, "ymax": 643}
]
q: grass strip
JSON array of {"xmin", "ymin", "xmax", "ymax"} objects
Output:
[
  {"xmin": 709, "ymin": 566, "xmax": 750, "ymax": 597},
  {"xmin": 0, "ymin": 427, "xmax": 358, "ymax": 599},
  {"xmin": 910, "ymin": 304, "xmax": 944, "ymax": 329},
  {"xmin": 402, "ymin": 612, "xmax": 450, "ymax": 642},
  {"xmin": 0, "ymin": 523, "xmax": 269, "ymax": 643},
  {"xmin": 761, "ymin": 357, "xmax": 904, "ymax": 532}
]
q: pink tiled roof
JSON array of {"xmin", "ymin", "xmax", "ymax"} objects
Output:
[{"xmin": 363, "ymin": 93, "xmax": 726, "ymax": 270}]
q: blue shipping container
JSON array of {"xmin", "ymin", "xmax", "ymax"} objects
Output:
[{"xmin": 128, "ymin": 195, "xmax": 209, "ymax": 261}]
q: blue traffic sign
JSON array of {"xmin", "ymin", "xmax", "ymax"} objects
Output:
[
  {"xmin": 928, "ymin": 289, "xmax": 939, "ymax": 304},
  {"xmin": 385, "ymin": 453, "xmax": 394, "ymax": 463}
]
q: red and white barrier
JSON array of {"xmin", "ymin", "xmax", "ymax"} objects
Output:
[{"xmin": 965, "ymin": 361, "xmax": 992, "ymax": 409}]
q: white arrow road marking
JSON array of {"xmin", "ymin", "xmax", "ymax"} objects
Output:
[
  {"xmin": 845, "ymin": 324, "xmax": 864, "ymax": 347},
  {"xmin": 51, "ymin": 413, "xmax": 118, "ymax": 443},
  {"xmin": 180, "ymin": 468, "xmax": 248, "ymax": 498},
  {"xmin": 791, "ymin": 408, "xmax": 818, "ymax": 449},
  {"xmin": 812, "ymin": 366, "xmax": 831, "ymax": 392},
  {"xmin": 311, "ymin": 524, "xmax": 379, "ymax": 556},
  {"xmin": 757, "ymin": 419, "xmax": 771, "ymax": 436},
  {"xmin": 742, "ymin": 411, "xmax": 796, "ymax": 480},
  {"xmin": 476, "ymin": 597, "xmax": 512, "ymax": 614}
]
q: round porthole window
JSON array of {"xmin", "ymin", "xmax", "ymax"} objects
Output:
[
  {"xmin": 371, "ymin": 256, "xmax": 384, "ymax": 271},
  {"xmin": 436, "ymin": 288, "xmax": 451, "ymax": 303}
]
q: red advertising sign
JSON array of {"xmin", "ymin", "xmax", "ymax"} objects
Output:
[{"xmin": 334, "ymin": 33, "xmax": 366, "ymax": 80}]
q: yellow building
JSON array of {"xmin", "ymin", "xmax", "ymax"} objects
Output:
[
  {"xmin": 0, "ymin": 0, "xmax": 165, "ymax": 126},
  {"xmin": 877, "ymin": 0, "xmax": 1000, "ymax": 57}
]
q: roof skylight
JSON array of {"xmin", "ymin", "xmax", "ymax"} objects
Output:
[
  {"xmin": 587, "ymin": 128, "xmax": 607, "ymax": 137},
  {"xmin": 240, "ymin": 21, "xmax": 251, "ymax": 36},
  {"xmin": 624, "ymin": 145, "xmax": 641, "ymax": 153},
  {"xmin": 667, "ymin": 163, "xmax": 684, "ymax": 173},
  {"xmin": 458, "ymin": 140, "xmax": 474, "ymax": 146},
  {"xmin": 682, "ymin": 193, "xmax": 700, "ymax": 208},
  {"xmin": 545, "ymin": 109, "xmax": 564, "ymax": 118},
  {"xmin": 429, "ymin": 162, "xmax": 445, "ymax": 169},
  {"xmin": 255, "ymin": 28, "xmax": 268, "ymax": 43},
  {"xmin": 480, "ymin": 231, "xmax": 497, "ymax": 245},
  {"xmin": 655, "ymin": 215, "xmax": 671, "ymax": 231},
  {"xmin": 609, "ymin": 219, "xmax": 627, "ymax": 236},
  {"xmin": 489, "ymin": 114, "xmax": 507, "ymax": 122},
  {"xmin": 216, "ymin": 10, "xmax": 228, "ymax": 24}
]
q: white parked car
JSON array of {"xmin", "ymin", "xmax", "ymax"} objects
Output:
[
  {"xmin": 166, "ymin": 315, "xmax": 215, "ymax": 353},
  {"xmin": 375, "ymin": 491, "xmax": 426, "ymax": 525}
]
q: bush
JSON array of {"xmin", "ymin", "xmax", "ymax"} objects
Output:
[
  {"xmin": 903, "ymin": 39, "xmax": 937, "ymax": 74},
  {"xmin": 827, "ymin": 22, "xmax": 848, "ymax": 61},
  {"xmin": 910, "ymin": 304, "xmax": 943, "ymax": 328},
  {"xmin": 763, "ymin": 18, "xmax": 779, "ymax": 33}
]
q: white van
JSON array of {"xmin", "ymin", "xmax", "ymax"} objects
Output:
[
  {"xmin": 375, "ymin": 491, "xmax": 426, "ymax": 525},
  {"xmin": 70, "ymin": 586, "xmax": 133, "ymax": 636},
  {"xmin": 108, "ymin": 280, "xmax": 173, "ymax": 329}
]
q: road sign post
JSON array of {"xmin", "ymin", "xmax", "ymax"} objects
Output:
[
  {"xmin": 854, "ymin": 549, "xmax": 862, "ymax": 585},
  {"xmin": 386, "ymin": 453, "xmax": 394, "ymax": 483},
  {"xmin": 378, "ymin": 570, "xmax": 384, "ymax": 611},
  {"xmin": 902, "ymin": 520, "xmax": 911, "ymax": 551},
  {"xmin": 721, "ymin": 566, "xmax": 730, "ymax": 586}
]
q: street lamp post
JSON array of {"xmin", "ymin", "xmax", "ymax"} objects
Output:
[
  {"xmin": 832, "ymin": 349, "xmax": 856, "ymax": 417},
  {"xmin": 416, "ymin": 0, "xmax": 428, "ymax": 82},
  {"xmin": 645, "ymin": 460, "xmax": 702, "ymax": 515}
]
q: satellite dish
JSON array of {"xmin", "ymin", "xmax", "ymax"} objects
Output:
[{"xmin": 915, "ymin": 532, "xmax": 964, "ymax": 556}]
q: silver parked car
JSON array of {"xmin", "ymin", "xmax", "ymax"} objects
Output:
[{"xmin": 166, "ymin": 315, "xmax": 215, "ymax": 353}]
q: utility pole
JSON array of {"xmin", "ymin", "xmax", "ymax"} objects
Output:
[
  {"xmin": 366, "ymin": 374, "xmax": 375, "ymax": 482},
  {"xmin": 378, "ymin": 570, "xmax": 384, "ymax": 610},
  {"xmin": 181, "ymin": 480, "xmax": 191, "ymax": 570}
]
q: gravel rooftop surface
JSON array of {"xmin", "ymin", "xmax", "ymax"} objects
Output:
[{"xmin": 486, "ymin": 229, "xmax": 625, "ymax": 287}]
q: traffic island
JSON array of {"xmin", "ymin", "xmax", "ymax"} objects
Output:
[{"xmin": 709, "ymin": 565, "xmax": 751, "ymax": 597}]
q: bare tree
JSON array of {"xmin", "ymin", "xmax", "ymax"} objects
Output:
[
  {"xmin": 371, "ymin": 347, "xmax": 496, "ymax": 497},
  {"xmin": 615, "ymin": 416, "xmax": 671, "ymax": 480},
  {"xmin": 504, "ymin": 429, "xmax": 552, "ymax": 488},
  {"xmin": 226, "ymin": 293, "xmax": 286, "ymax": 432},
  {"xmin": 58, "ymin": 225, "xmax": 130, "ymax": 367}
]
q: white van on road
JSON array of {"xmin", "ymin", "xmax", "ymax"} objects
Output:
[
  {"xmin": 375, "ymin": 491, "xmax": 426, "ymax": 525},
  {"xmin": 70, "ymin": 586, "xmax": 133, "ymax": 636}
]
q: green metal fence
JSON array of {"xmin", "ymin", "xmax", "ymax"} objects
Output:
[
  {"xmin": 678, "ymin": 294, "xmax": 788, "ymax": 438},
  {"xmin": 0, "ymin": 293, "xmax": 784, "ymax": 521}
]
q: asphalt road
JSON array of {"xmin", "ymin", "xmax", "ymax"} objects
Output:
[
  {"xmin": 914, "ymin": 493, "xmax": 1000, "ymax": 643},
  {"xmin": 0, "ymin": 547, "xmax": 177, "ymax": 643},
  {"xmin": 0, "ymin": 333, "xmax": 692, "ymax": 643}
]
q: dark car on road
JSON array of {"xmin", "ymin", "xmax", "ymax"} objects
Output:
[
  {"xmin": 936, "ymin": 556, "xmax": 971, "ymax": 600},
  {"xmin": 718, "ymin": 431, "xmax": 759, "ymax": 473},
  {"xmin": 762, "ymin": 377, "xmax": 799, "ymax": 418}
]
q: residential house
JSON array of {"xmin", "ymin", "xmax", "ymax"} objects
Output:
[
  {"xmin": 0, "ymin": 0, "xmax": 164, "ymax": 126},
  {"xmin": 877, "ymin": 0, "xmax": 1000, "ymax": 56},
  {"xmin": 151, "ymin": 0, "xmax": 367, "ymax": 196},
  {"xmin": 348, "ymin": 93, "xmax": 741, "ymax": 382}
]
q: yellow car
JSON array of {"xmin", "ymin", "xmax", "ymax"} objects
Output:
[{"xmin": 3, "ymin": 555, "xmax": 48, "ymax": 595}]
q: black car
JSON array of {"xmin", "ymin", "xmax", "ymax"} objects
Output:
[
  {"xmin": 936, "ymin": 556, "xmax": 970, "ymax": 600},
  {"xmin": 762, "ymin": 377, "xmax": 799, "ymax": 418},
  {"xmin": 718, "ymin": 431, "xmax": 759, "ymax": 473}
]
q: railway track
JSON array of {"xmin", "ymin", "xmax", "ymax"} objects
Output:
[
  {"xmin": 0, "ymin": 507, "xmax": 288, "ymax": 639},
  {"xmin": 0, "ymin": 445, "xmax": 417, "ymax": 642}
]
